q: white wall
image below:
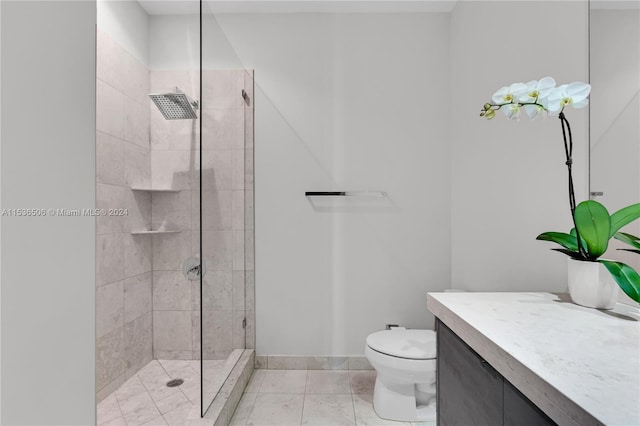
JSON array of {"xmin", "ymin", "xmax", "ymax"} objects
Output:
[
  {"xmin": 450, "ymin": 1, "xmax": 590, "ymax": 293},
  {"xmin": 98, "ymin": 0, "xmax": 150, "ymax": 66},
  {"xmin": 1, "ymin": 1, "xmax": 96, "ymax": 423},
  {"xmin": 149, "ymin": 13, "xmax": 243, "ymax": 72},
  {"xmin": 214, "ymin": 13, "xmax": 452, "ymax": 356},
  {"xmin": 149, "ymin": 14, "xmax": 199, "ymax": 71},
  {"xmin": 590, "ymin": 9, "xmax": 640, "ymax": 276}
]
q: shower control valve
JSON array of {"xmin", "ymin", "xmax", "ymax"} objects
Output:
[{"xmin": 183, "ymin": 256, "xmax": 205, "ymax": 281}]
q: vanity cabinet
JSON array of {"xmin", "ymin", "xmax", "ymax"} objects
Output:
[{"xmin": 437, "ymin": 320, "xmax": 555, "ymax": 426}]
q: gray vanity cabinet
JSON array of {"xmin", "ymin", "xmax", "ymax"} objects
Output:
[
  {"xmin": 437, "ymin": 320, "xmax": 556, "ymax": 426},
  {"xmin": 503, "ymin": 381, "xmax": 555, "ymax": 426},
  {"xmin": 437, "ymin": 320, "xmax": 503, "ymax": 425}
]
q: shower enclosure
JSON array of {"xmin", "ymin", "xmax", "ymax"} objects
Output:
[{"xmin": 95, "ymin": 0, "xmax": 254, "ymax": 422}]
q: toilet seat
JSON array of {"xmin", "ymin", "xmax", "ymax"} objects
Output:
[{"xmin": 366, "ymin": 329, "xmax": 436, "ymax": 360}]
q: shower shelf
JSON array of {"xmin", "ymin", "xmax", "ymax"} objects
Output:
[
  {"xmin": 130, "ymin": 229, "xmax": 180, "ymax": 235},
  {"xmin": 130, "ymin": 187, "xmax": 180, "ymax": 193}
]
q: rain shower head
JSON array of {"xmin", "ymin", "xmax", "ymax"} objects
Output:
[{"xmin": 149, "ymin": 87, "xmax": 199, "ymax": 120}]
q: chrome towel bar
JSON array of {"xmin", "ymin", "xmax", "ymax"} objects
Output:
[{"xmin": 305, "ymin": 191, "xmax": 386, "ymax": 197}]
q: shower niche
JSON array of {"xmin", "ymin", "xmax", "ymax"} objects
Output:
[{"xmin": 95, "ymin": 1, "xmax": 254, "ymax": 423}]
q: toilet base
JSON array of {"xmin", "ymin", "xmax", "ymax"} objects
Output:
[{"xmin": 372, "ymin": 375, "xmax": 437, "ymax": 422}]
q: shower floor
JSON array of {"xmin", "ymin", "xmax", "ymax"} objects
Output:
[{"xmin": 97, "ymin": 351, "xmax": 243, "ymax": 426}]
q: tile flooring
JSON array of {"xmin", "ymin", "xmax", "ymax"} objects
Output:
[
  {"xmin": 97, "ymin": 356, "xmax": 240, "ymax": 426},
  {"xmin": 229, "ymin": 370, "xmax": 437, "ymax": 426},
  {"xmin": 99, "ymin": 364, "xmax": 436, "ymax": 426}
]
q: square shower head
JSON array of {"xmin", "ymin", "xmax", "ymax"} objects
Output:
[{"xmin": 149, "ymin": 88, "xmax": 198, "ymax": 120}]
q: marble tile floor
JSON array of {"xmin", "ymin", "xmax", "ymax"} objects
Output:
[
  {"xmin": 97, "ymin": 358, "xmax": 238, "ymax": 426},
  {"xmin": 229, "ymin": 369, "xmax": 436, "ymax": 426}
]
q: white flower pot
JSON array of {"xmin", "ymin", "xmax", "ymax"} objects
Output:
[{"xmin": 567, "ymin": 258, "xmax": 618, "ymax": 309}]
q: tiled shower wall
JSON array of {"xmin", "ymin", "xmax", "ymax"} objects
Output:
[
  {"xmin": 148, "ymin": 70, "xmax": 199, "ymax": 361},
  {"xmin": 96, "ymin": 29, "xmax": 153, "ymax": 401},
  {"xmin": 149, "ymin": 69, "xmax": 254, "ymax": 361}
]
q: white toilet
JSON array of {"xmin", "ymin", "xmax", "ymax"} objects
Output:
[{"xmin": 365, "ymin": 327, "xmax": 437, "ymax": 422}]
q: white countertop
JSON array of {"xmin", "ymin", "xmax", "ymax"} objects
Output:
[{"xmin": 427, "ymin": 292, "xmax": 640, "ymax": 426}]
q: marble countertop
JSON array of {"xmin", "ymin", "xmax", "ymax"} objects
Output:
[{"xmin": 427, "ymin": 292, "xmax": 640, "ymax": 426}]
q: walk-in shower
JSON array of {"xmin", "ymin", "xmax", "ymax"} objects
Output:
[
  {"xmin": 95, "ymin": 1, "xmax": 255, "ymax": 424},
  {"xmin": 149, "ymin": 87, "xmax": 199, "ymax": 120}
]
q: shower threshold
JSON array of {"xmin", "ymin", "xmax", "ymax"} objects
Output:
[{"xmin": 97, "ymin": 349, "xmax": 249, "ymax": 426}]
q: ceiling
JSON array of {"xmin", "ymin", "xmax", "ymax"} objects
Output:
[{"xmin": 138, "ymin": 0, "xmax": 459, "ymax": 15}]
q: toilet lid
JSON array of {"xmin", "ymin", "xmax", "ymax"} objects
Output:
[{"xmin": 367, "ymin": 329, "xmax": 436, "ymax": 360}]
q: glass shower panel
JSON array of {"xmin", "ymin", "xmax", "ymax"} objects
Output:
[{"xmin": 199, "ymin": 2, "xmax": 252, "ymax": 415}]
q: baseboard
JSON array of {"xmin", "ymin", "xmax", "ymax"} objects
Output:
[{"xmin": 255, "ymin": 355, "xmax": 373, "ymax": 370}]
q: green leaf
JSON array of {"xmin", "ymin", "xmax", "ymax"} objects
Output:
[
  {"xmin": 574, "ymin": 200, "xmax": 611, "ymax": 259},
  {"xmin": 551, "ymin": 248, "xmax": 584, "ymax": 260},
  {"xmin": 536, "ymin": 232, "xmax": 579, "ymax": 251},
  {"xmin": 600, "ymin": 260, "xmax": 640, "ymax": 303},
  {"xmin": 621, "ymin": 232, "xmax": 640, "ymax": 241},
  {"xmin": 618, "ymin": 249, "xmax": 640, "ymax": 255},
  {"xmin": 614, "ymin": 232, "xmax": 640, "ymax": 250},
  {"xmin": 610, "ymin": 203, "xmax": 640, "ymax": 237}
]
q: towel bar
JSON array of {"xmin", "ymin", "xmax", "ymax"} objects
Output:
[{"xmin": 305, "ymin": 191, "xmax": 385, "ymax": 197}]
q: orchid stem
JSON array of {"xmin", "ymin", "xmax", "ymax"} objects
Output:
[{"xmin": 558, "ymin": 112, "xmax": 587, "ymax": 259}]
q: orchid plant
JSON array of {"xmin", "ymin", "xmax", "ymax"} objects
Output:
[{"xmin": 481, "ymin": 77, "xmax": 640, "ymax": 303}]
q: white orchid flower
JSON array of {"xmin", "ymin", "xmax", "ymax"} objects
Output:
[
  {"xmin": 547, "ymin": 82, "xmax": 591, "ymax": 113},
  {"xmin": 519, "ymin": 77, "xmax": 556, "ymax": 103},
  {"xmin": 523, "ymin": 104, "xmax": 546, "ymax": 120},
  {"xmin": 492, "ymin": 82, "xmax": 528, "ymax": 105},
  {"xmin": 502, "ymin": 103, "xmax": 522, "ymax": 120}
]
